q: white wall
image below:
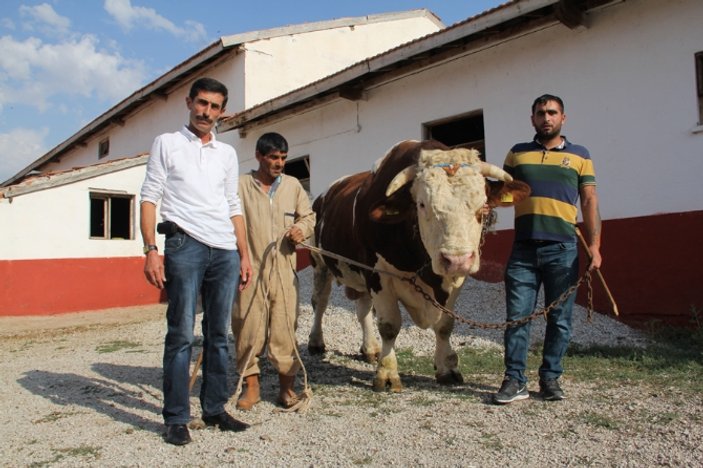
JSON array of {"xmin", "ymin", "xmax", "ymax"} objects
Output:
[
  {"xmin": 233, "ymin": 0, "xmax": 703, "ymax": 231},
  {"xmin": 0, "ymin": 165, "xmax": 152, "ymax": 260},
  {"xmin": 244, "ymin": 16, "xmax": 442, "ymax": 108}
]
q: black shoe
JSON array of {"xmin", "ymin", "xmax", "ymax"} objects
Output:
[
  {"xmin": 165, "ymin": 424, "xmax": 191, "ymax": 445},
  {"xmin": 493, "ymin": 377, "xmax": 529, "ymax": 404},
  {"xmin": 539, "ymin": 379, "xmax": 565, "ymax": 401},
  {"xmin": 202, "ymin": 411, "xmax": 250, "ymax": 432}
]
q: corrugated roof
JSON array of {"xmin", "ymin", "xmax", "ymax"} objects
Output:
[{"xmin": 0, "ymin": 154, "xmax": 148, "ymax": 200}]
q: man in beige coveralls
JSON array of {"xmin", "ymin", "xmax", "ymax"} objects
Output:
[{"xmin": 232, "ymin": 132, "xmax": 315, "ymax": 410}]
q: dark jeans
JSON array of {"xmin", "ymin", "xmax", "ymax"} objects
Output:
[
  {"xmin": 503, "ymin": 241, "xmax": 578, "ymax": 384},
  {"xmin": 162, "ymin": 232, "xmax": 239, "ymax": 425}
]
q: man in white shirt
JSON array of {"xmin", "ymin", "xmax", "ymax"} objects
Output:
[{"xmin": 140, "ymin": 77, "xmax": 252, "ymax": 446}]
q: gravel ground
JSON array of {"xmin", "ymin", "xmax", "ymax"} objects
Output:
[{"xmin": 1, "ymin": 268, "xmax": 701, "ymax": 467}]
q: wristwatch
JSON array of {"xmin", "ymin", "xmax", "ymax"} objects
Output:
[{"xmin": 143, "ymin": 244, "xmax": 159, "ymax": 255}]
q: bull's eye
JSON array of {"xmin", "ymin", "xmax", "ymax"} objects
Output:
[{"xmin": 418, "ymin": 202, "xmax": 425, "ymax": 209}]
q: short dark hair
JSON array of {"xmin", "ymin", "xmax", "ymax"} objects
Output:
[
  {"xmin": 256, "ymin": 132, "xmax": 289, "ymax": 155},
  {"xmin": 189, "ymin": 77, "xmax": 228, "ymax": 108},
  {"xmin": 532, "ymin": 94, "xmax": 564, "ymax": 114}
]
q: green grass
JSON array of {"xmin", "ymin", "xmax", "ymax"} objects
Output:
[
  {"xmin": 390, "ymin": 321, "xmax": 703, "ymax": 395},
  {"xmin": 33, "ymin": 410, "xmax": 83, "ymax": 424},
  {"xmin": 96, "ymin": 340, "xmax": 142, "ymax": 353},
  {"xmin": 578, "ymin": 411, "xmax": 620, "ymax": 430}
]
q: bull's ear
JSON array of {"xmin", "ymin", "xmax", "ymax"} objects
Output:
[
  {"xmin": 368, "ymin": 201, "xmax": 411, "ymax": 223},
  {"xmin": 486, "ymin": 180, "xmax": 531, "ymax": 207}
]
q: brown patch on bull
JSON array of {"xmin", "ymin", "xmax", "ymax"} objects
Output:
[
  {"xmin": 344, "ymin": 287, "xmax": 364, "ymax": 300},
  {"xmin": 441, "ymin": 163, "xmax": 462, "ymax": 176},
  {"xmin": 377, "ymin": 321, "xmax": 400, "ymax": 341}
]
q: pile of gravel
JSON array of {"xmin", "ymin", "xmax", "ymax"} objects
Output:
[{"xmin": 1, "ymin": 268, "xmax": 699, "ymax": 467}]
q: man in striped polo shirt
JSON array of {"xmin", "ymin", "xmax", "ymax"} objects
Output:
[{"xmin": 494, "ymin": 94, "xmax": 602, "ymax": 404}]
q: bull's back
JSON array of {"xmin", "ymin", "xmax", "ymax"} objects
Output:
[{"xmin": 314, "ymin": 172, "xmax": 371, "ymax": 269}]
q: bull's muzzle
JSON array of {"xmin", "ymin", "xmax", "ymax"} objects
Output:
[{"xmin": 438, "ymin": 251, "xmax": 475, "ymax": 275}]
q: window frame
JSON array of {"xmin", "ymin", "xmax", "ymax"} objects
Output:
[
  {"xmin": 89, "ymin": 191, "xmax": 134, "ymax": 240},
  {"xmin": 283, "ymin": 155, "xmax": 311, "ymax": 193},
  {"xmin": 423, "ymin": 110, "xmax": 486, "ymax": 161},
  {"xmin": 98, "ymin": 138, "xmax": 110, "ymax": 159}
]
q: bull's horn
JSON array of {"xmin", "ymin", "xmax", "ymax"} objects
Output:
[
  {"xmin": 479, "ymin": 161, "xmax": 513, "ymax": 182},
  {"xmin": 385, "ymin": 166, "xmax": 417, "ymax": 197}
]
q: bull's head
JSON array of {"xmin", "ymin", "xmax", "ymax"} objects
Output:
[{"xmin": 380, "ymin": 148, "xmax": 516, "ymax": 279}]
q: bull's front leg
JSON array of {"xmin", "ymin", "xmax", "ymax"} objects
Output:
[
  {"xmin": 371, "ymin": 299, "xmax": 403, "ymax": 392},
  {"xmin": 308, "ymin": 260, "xmax": 332, "ymax": 355},
  {"xmin": 432, "ymin": 313, "xmax": 463, "ymax": 385},
  {"xmin": 355, "ymin": 293, "xmax": 381, "ymax": 363}
]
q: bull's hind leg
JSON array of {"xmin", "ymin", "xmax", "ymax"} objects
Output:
[
  {"xmin": 308, "ymin": 259, "xmax": 332, "ymax": 355},
  {"xmin": 432, "ymin": 314, "xmax": 463, "ymax": 385},
  {"xmin": 353, "ymin": 293, "xmax": 380, "ymax": 363}
]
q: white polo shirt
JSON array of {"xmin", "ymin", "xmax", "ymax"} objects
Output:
[{"xmin": 140, "ymin": 126, "xmax": 242, "ymax": 250}]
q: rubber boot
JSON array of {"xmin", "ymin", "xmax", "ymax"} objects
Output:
[
  {"xmin": 236, "ymin": 374, "xmax": 260, "ymax": 411},
  {"xmin": 277, "ymin": 373, "xmax": 298, "ymax": 408}
]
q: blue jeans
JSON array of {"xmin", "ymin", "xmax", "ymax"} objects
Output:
[
  {"xmin": 162, "ymin": 232, "xmax": 239, "ymax": 425},
  {"xmin": 503, "ymin": 241, "xmax": 578, "ymax": 384}
]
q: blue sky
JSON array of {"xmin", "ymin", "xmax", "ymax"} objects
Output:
[{"xmin": 0, "ymin": 0, "xmax": 503, "ymax": 183}]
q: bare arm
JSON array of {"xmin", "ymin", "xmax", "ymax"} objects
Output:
[
  {"xmin": 579, "ymin": 184, "xmax": 602, "ymax": 270},
  {"xmin": 140, "ymin": 201, "xmax": 166, "ymax": 288},
  {"xmin": 232, "ymin": 214, "xmax": 252, "ymax": 291}
]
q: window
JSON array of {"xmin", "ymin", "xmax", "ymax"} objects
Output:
[
  {"xmin": 423, "ymin": 111, "xmax": 486, "ymax": 161},
  {"xmin": 284, "ymin": 155, "xmax": 311, "ymax": 193},
  {"xmin": 90, "ymin": 192, "xmax": 134, "ymax": 239},
  {"xmin": 696, "ymin": 52, "xmax": 703, "ymax": 125},
  {"xmin": 98, "ymin": 138, "xmax": 110, "ymax": 159}
]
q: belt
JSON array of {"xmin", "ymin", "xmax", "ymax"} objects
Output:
[{"xmin": 516, "ymin": 239, "xmax": 557, "ymax": 245}]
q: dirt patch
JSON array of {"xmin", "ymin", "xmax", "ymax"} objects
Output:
[{"xmin": 0, "ymin": 304, "xmax": 163, "ymax": 340}]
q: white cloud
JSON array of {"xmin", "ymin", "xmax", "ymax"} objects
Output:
[
  {"xmin": 104, "ymin": 0, "xmax": 206, "ymax": 42},
  {"xmin": 0, "ymin": 34, "xmax": 148, "ymax": 112},
  {"xmin": 1, "ymin": 17, "xmax": 16, "ymax": 30},
  {"xmin": 19, "ymin": 3, "xmax": 72, "ymax": 37},
  {"xmin": 0, "ymin": 127, "xmax": 49, "ymax": 183}
]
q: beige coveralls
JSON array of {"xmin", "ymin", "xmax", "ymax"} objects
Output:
[{"xmin": 232, "ymin": 173, "xmax": 315, "ymax": 378}]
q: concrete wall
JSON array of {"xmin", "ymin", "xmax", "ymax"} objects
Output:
[
  {"xmin": 0, "ymin": 163, "xmax": 164, "ymax": 315},
  {"xmin": 243, "ymin": 15, "xmax": 441, "ymax": 108}
]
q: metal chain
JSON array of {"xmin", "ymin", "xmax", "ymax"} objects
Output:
[
  {"xmin": 403, "ymin": 271, "xmax": 592, "ymax": 330},
  {"xmin": 302, "ymin": 212, "xmax": 594, "ymax": 330}
]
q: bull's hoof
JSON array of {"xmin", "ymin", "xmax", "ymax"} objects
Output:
[
  {"xmin": 372, "ymin": 376, "xmax": 403, "ymax": 393},
  {"xmin": 307, "ymin": 343, "xmax": 326, "ymax": 355},
  {"xmin": 359, "ymin": 347, "xmax": 380, "ymax": 364},
  {"xmin": 435, "ymin": 370, "xmax": 464, "ymax": 386}
]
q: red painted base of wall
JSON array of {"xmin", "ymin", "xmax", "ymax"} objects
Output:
[
  {"xmin": 3, "ymin": 211, "xmax": 701, "ymax": 327},
  {"xmin": 476, "ymin": 210, "xmax": 703, "ymax": 328},
  {"xmin": 0, "ymin": 252, "xmax": 313, "ymax": 317},
  {"xmin": 0, "ymin": 257, "xmax": 165, "ymax": 316}
]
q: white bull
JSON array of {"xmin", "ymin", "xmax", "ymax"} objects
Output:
[{"xmin": 309, "ymin": 140, "xmax": 530, "ymax": 391}]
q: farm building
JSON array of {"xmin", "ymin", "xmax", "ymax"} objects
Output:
[
  {"xmin": 1, "ymin": 0, "xmax": 702, "ymax": 327},
  {"xmin": 220, "ymin": 0, "xmax": 703, "ymax": 327},
  {"xmin": 0, "ymin": 10, "xmax": 443, "ymax": 316}
]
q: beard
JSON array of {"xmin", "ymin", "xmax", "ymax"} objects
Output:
[{"xmin": 535, "ymin": 125, "xmax": 561, "ymax": 140}]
